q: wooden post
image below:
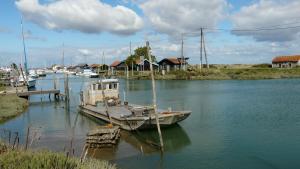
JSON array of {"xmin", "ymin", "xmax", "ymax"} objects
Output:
[
  {"xmin": 126, "ymin": 66, "xmax": 129, "ymax": 79},
  {"xmin": 25, "ymin": 126, "xmax": 30, "ymax": 150},
  {"xmin": 64, "ymin": 73, "xmax": 70, "ymax": 109},
  {"xmin": 40, "ymin": 88, "xmax": 43, "ymax": 102},
  {"xmin": 147, "ymin": 41, "xmax": 164, "ymax": 151},
  {"xmin": 53, "ymin": 75, "xmax": 57, "ymax": 90}
]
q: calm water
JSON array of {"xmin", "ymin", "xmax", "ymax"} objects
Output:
[{"xmin": 1, "ymin": 74, "xmax": 300, "ymax": 169}]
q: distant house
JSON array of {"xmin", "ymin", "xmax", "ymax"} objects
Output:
[
  {"xmin": 136, "ymin": 59, "xmax": 158, "ymax": 71},
  {"xmin": 72, "ymin": 63, "xmax": 89, "ymax": 73},
  {"xmin": 67, "ymin": 65, "xmax": 76, "ymax": 72},
  {"xmin": 158, "ymin": 57, "xmax": 189, "ymax": 72},
  {"xmin": 110, "ymin": 60, "xmax": 127, "ymax": 70},
  {"xmin": 76, "ymin": 63, "xmax": 89, "ymax": 69},
  {"xmin": 90, "ymin": 64, "xmax": 108, "ymax": 71},
  {"xmin": 272, "ymin": 55, "xmax": 300, "ymax": 68}
]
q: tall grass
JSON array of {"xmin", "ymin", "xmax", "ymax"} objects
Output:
[{"xmin": 0, "ymin": 147, "xmax": 116, "ymax": 169}]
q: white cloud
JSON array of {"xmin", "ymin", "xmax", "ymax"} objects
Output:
[
  {"xmin": 140, "ymin": 0, "xmax": 228, "ymax": 36},
  {"xmin": 78, "ymin": 49, "xmax": 92, "ymax": 56},
  {"xmin": 15, "ymin": 0, "xmax": 143, "ymax": 35},
  {"xmin": 231, "ymin": 0, "xmax": 300, "ymax": 42}
]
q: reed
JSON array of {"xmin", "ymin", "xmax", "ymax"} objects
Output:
[{"xmin": 0, "ymin": 146, "xmax": 116, "ymax": 169}]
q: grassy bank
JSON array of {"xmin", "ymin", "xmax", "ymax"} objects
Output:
[
  {"xmin": 0, "ymin": 94, "xmax": 28, "ymax": 123},
  {"xmin": 0, "ymin": 143, "xmax": 116, "ymax": 169},
  {"xmin": 116, "ymin": 67, "xmax": 300, "ymax": 80},
  {"xmin": 0, "ymin": 85, "xmax": 4, "ymax": 92}
]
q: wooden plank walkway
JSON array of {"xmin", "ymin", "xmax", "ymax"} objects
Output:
[
  {"xmin": 0, "ymin": 86, "xmax": 60, "ymax": 100},
  {"xmin": 16, "ymin": 89, "xmax": 60, "ymax": 97}
]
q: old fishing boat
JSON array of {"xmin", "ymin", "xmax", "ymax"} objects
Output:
[{"xmin": 79, "ymin": 79, "xmax": 191, "ymax": 131}]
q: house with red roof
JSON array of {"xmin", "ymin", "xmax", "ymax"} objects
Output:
[
  {"xmin": 158, "ymin": 57, "xmax": 189, "ymax": 72},
  {"xmin": 272, "ymin": 55, "xmax": 300, "ymax": 68},
  {"xmin": 110, "ymin": 60, "xmax": 127, "ymax": 70}
]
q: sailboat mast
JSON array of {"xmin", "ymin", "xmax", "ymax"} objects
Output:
[
  {"xmin": 21, "ymin": 15, "xmax": 28, "ymax": 74},
  {"xmin": 62, "ymin": 43, "xmax": 65, "ymax": 68}
]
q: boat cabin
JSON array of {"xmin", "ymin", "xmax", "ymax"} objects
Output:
[{"xmin": 83, "ymin": 79, "xmax": 120, "ymax": 106}]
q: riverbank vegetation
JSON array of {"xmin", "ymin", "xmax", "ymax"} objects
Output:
[
  {"xmin": 0, "ymin": 94, "xmax": 28, "ymax": 123},
  {"xmin": 0, "ymin": 143, "xmax": 116, "ymax": 169},
  {"xmin": 115, "ymin": 65, "xmax": 300, "ymax": 80},
  {"xmin": 0, "ymin": 84, "xmax": 5, "ymax": 91}
]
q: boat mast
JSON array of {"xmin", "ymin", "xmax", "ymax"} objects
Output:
[
  {"xmin": 147, "ymin": 41, "xmax": 164, "ymax": 151},
  {"xmin": 20, "ymin": 15, "xmax": 28, "ymax": 75}
]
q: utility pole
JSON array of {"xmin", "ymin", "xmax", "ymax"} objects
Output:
[
  {"xmin": 200, "ymin": 28, "xmax": 203, "ymax": 70},
  {"xmin": 181, "ymin": 33, "xmax": 184, "ymax": 70},
  {"xmin": 102, "ymin": 51, "xmax": 104, "ymax": 70},
  {"xmin": 130, "ymin": 41, "xmax": 133, "ymax": 76},
  {"xmin": 62, "ymin": 43, "xmax": 65, "ymax": 68},
  {"xmin": 147, "ymin": 41, "xmax": 164, "ymax": 152},
  {"xmin": 98, "ymin": 50, "xmax": 101, "ymax": 74},
  {"xmin": 203, "ymin": 29, "xmax": 209, "ymax": 69},
  {"xmin": 200, "ymin": 28, "xmax": 209, "ymax": 69}
]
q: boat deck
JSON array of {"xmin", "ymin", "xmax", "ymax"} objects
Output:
[{"xmin": 85, "ymin": 104, "xmax": 133, "ymax": 118}]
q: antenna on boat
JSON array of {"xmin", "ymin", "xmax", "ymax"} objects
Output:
[{"xmin": 147, "ymin": 41, "xmax": 164, "ymax": 152}]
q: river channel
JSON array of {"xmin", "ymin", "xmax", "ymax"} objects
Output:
[{"xmin": 1, "ymin": 74, "xmax": 300, "ymax": 169}]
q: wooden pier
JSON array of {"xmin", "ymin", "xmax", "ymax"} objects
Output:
[{"xmin": 0, "ymin": 86, "xmax": 61, "ymax": 100}]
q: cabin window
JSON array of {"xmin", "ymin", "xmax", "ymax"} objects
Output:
[
  {"xmin": 113, "ymin": 83, "xmax": 118, "ymax": 89},
  {"xmin": 109, "ymin": 83, "xmax": 112, "ymax": 89},
  {"xmin": 98, "ymin": 84, "xmax": 106, "ymax": 90}
]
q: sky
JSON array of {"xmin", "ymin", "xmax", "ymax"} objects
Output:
[{"xmin": 1, "ymin": 0, "xmax": 300, "ymax": 68}]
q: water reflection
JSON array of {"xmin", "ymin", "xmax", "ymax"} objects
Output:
[{"xmin": 88, "ymin": 124, "xmax": 191, "ymax": 160}]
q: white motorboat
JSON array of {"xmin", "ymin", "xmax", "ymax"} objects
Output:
[
  {"xmin": 82, "ymin": 69, "xmax": 99, "ymax": 78},
  {"xmin": 29, "ymin": 69, "xmax": 38, "ymax": 78},
  {"xmin": 36, "ymin": 69, "xmax": 46, "ymax": 77},
  {"xmin": 19, "ymin": 75, "xmax": 36, "ymax": 88}
]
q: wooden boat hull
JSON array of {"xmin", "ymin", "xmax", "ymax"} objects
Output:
[
  {"xmin": 79, "ymin": 105, "xmax": 191, "ymax": 131},
  {"xmin": 79, "ymin": 105, "xmax": 147, "ymax": 131}
]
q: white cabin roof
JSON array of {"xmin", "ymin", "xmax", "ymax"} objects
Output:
[{"xmin": 99, "ymin": 78, "xmax": 119, "ymax": 83}]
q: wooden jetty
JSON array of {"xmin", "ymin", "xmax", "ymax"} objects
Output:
[{"xmin": 0, "ymin": 86, "xmax": 61, "ymax": 100}]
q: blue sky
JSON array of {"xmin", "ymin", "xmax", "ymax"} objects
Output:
[{"xmin": 1, "ymin": 0, "xmax": 300, "ymax": 68}]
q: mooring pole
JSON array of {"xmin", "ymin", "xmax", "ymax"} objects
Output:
[
  {"xmin": 147, "ymin": 41, "xmax": 164, "ymax": 151},
  {"xmin": 25, "ymin": 126, "xmax": 30, "ymax": 150},
  {"xmin": 64, "ymin": 73, "xmax": 70, "ymax": 109}
]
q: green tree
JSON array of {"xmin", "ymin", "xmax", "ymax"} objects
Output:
[{"xmin": 125, "ymin": 46, "xmax": 156, "ymax": 68}]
